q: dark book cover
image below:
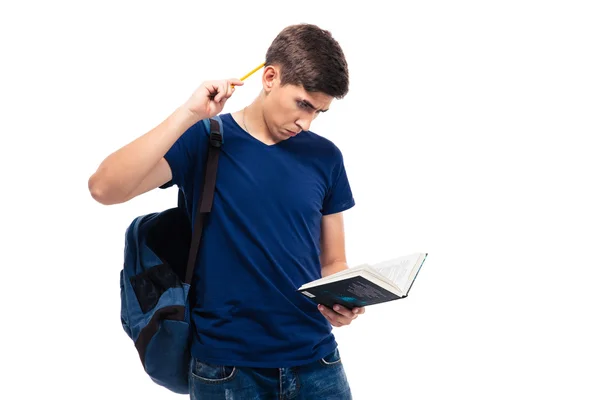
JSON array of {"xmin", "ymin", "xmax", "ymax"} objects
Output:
[{"xmin": 298, "ymin": 275, "xmax": 403, "ymax": 310}]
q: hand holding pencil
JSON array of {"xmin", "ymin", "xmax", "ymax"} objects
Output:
[{"xmin": 182, "ymin": 62, "xmax": 265, "ymax": 121}]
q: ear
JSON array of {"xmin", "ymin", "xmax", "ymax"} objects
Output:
[{"xmin": 262, "ymin": 65, "xmax": 279, "ymax": 93}]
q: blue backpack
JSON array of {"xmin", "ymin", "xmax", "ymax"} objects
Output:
[{"xmin": 119, "ymin": 116, "xmax": 223, "ymax": 394}]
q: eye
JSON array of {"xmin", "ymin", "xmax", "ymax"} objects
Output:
[
  {"xmin": 297, "ymin": 101, "xmax": 310, "ymax": 110},
  {"xmin": 296, "ymin": 100, "xmax": 322, "ymax": 118}
]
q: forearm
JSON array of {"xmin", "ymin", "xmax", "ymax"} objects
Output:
[
  {"xmin": 88, "ymin": 106, "xmax": 200, "ymax": 202},
  {"xmin": 321, "ymin": 261, "xmax": 349, "ymax": 278}
]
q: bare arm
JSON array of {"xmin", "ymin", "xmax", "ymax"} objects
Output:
[
  {"xmin": 318, "ymin": 211, "xmax": 366, "ymax": 326},
  {"xmin": 88, "ymin": 108, "xmax": 197, "ymax": 205},
  {"xmin": 88, "ymin": 78, "xmax": 244, "ymax": 205},
  {"xmin": 119, "ymin": 157, "xmax": 174, "ymax": 203},
  {"xmin": 320, "ymin": 212, "xmax": 350, "ymax": 277}
]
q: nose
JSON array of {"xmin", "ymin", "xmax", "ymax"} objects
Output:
[{"xmin": 295, "ymin": 118, "xmax": 311, "ymax": 132}]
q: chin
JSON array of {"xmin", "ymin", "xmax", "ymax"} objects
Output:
[{"xmin": 283, "ymin": 129, "xmax": 299, "ymax": 138}]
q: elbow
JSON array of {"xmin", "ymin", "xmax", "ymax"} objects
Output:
[{"xmin": 88, "ymin": 173, "xmax": 122, "ymax": 205}]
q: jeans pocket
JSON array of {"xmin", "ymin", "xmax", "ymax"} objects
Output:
[
  {"xmin": 190, "ymin": 358, "xmax": 237, "ymax": 384},
  {"xmin": 319, "ymin": 347, "xmax": 342, "ymax": 366}
]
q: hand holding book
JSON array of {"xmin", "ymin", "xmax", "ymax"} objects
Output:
[{"xmin": 317, "ymin": 302, "xmax": 366, "ymax": 328}]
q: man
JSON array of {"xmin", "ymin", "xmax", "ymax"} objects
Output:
[{"xmin": 89, "ymin": 23, "xmax": 363, "ymax": 399}]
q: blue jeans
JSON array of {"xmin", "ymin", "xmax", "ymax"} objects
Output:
[{"xmin": 188, "ymin": 348, "xmax": 353, "ymax": 399}]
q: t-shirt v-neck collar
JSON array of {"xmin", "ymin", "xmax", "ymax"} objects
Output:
[{"xmin": 224, "ymin": 113, "xmax": 288, "ymax": 149}]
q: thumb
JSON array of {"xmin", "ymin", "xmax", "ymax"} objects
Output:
[{"xmin": 229, "ymin": 78, "xmax": 245, "ymax": 87}]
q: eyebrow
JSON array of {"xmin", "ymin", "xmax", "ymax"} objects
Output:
[{"xmin": 299, "ymin": 99, "xmax": 329, "ymax": 113}]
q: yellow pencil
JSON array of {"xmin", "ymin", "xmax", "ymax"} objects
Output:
[
  {"xmin": 240, "ymin": 62, "xmax": 265, "ymax": 81},
  {"xmin": 232, "ymin": 62, "xmax": 266, "ymax": 87}
]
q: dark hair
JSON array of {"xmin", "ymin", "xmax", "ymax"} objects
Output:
[{"xmin": 265, "ymin": 23, "xmax": 349, "ymax": 99}]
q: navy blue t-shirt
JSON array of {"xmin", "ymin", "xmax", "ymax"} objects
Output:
[{"xmin": 162, "ymin": 112, "xmax": 355, "ymax": 367}]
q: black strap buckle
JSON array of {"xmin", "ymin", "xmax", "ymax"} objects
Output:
[{"xmin": 209, "ymin": 119, "xmax": 223, "ymax": 148}]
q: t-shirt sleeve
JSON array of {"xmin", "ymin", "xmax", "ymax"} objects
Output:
[
  {"xmin": 321, "ymin": 148, "xmax": 355, "ymax": 215},
  {"xmin": 160, "ymin": 120, "xmax": 207, "ymax": 190}
]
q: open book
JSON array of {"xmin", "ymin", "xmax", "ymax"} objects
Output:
[{"xmin": 297, "ymin": 252, "xmax": 428, "ymax": 309}]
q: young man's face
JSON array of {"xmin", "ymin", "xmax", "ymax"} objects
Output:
[{"xmin": 262, "ymin": 67, "xmax": 333, "ymax": 142}]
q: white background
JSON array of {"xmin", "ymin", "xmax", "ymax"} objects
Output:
[{"xmin": 1, "ymin": 1, "xmax": 599, "ymax": 399}]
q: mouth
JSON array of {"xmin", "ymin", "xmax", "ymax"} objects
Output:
[{"xmin": 285, "ymin": 129, "xmax": 300, "ymax": 137}]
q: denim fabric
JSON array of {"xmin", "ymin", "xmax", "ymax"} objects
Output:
[{"xmin": 189, "ymin": 348, "xmax": 352, "ymax": 399}]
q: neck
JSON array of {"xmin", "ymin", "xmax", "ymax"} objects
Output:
[{"xmin": 242, "ymin": 95, "xmax": 278, "ymax": 145}]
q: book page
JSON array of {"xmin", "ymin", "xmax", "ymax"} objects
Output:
[
  {"xmin": 299, "ymin": 254, "xmax": 426, "ymax": 296},
  {"xmin": 371, "ymin": 253, "xmax": 422, "ymax": 292},
  {"xmin": 299, "ymin": 264, "xmax": 371, "ymax": 289}
]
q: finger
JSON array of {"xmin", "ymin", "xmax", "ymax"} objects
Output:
[
  {"xmin": 332, "ymin": 304, "xmax": 355, "ymax": 319},
  {"xmin": 319, "ymin": 305, "xmax": 352, "ymax": 326},
  {"xmin": 223, "ymin": 80, "xmax": 236, "ymax": 100},
  {"xmin": 223, "ymin": 79, "xmax": 243, "ymax": 100},
  {"xmin": 229, "ymin": 78, "xmax": 245, "ymax": 87},
  {"xmin": 206, "ymin": 82, "xmax": 219, "ymax": 101},
  {"xmin": 323, "ymin": 312, "xmax": 344, "ymax": 327},
  {"xmin": 318, "ymin": 305, "xmax": 342, "ymax": 324},
  {"xmin": 222, "ymin": 81, "xmax": 231, "ymax": 100},
  {"xmin": 333, "ymin": 314, "xmax": 352, "ymax": 326},
  {"xmin": 352, "ymin": 307, "xmax": 366, "ymax": 315},
  {"xmin": 318, "ymin": 304, "xmax": 334, "ymax": 319},
  {"xmin": 214, "ymin": 83, "xmax": 226, "ymax": 103}
]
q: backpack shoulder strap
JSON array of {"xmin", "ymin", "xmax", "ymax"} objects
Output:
[
  {"xmin": 184, "ymin": 116, "xmax": 223, "ymax": 284},
  {"xmin": 176, "ymin": 115, "xmax": 224, "ymax": 209},
  {"xmin": 202, "ymin": 115, "xmax": 224, "ymax": 145}
]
